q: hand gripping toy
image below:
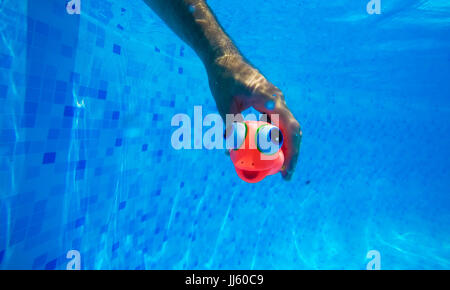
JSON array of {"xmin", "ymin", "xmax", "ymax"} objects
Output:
[{"xmin": 226, "ymin": 121, "xmax": 284, "ymax": 183}]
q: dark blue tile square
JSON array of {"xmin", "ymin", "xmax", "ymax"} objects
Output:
[
  {"xmin": 70, "ymin": 72, "xmax": 80, "ymax": 83},
  {"xmin": 142, "ymin": 144, "xmax": 148, "ymax": 151},
  {"xmin": 25, "ymin": 88, "xmax": 39, "ymax": 101},
  {"xmin": 1, "ymin": 129, "xmax": 16, "ymax": 142},
  {"xmin": 24, "ymin": 102, "xmax": 38, "ymax": 114},
  {"xmin": 96, "ymin": 37, "xmax": 104, "ymax": 48},
  {"xmin": 76, "ymin": 160, "xmax": 86, "ymax": 170},
  {"xmin": 54, "ymin": 91, "xmax": 66, "ymax": 104},
  {"xmin": 44, "ymin": 64, "xmax": 57, "ymax": 75},
  {"xmin": 35, "ymin": 20, "xmax": 49, "ymax": 35},
  {"xmin": 21, "ymin": 115, "xmax": 36, "ymax": 128},
  {"xmin": 44, "ymin": 259, "xmax": 57, "ymax": 270},
  {"xmin": 112, "ymin": 111, "xmax": 120, "ymax": 120},
  {"xmin": 75, "ymin": 217, "xmax": 85, "ymax": 228},
  {"xmin": 47, "ymin": 129, "xmax": 59, "ymax": 139},
  {"xmin": 105, "ymin": 148, "xmax": 113, "ymax": 156},
  {"xmin": 61, "ymin": 45, "xmax": 72, "ymax": 58},
  {"xmin": 112, "ymin": 242, "xmax": 120, "ymax": 252},
  {"xmin": 64, "ymin": 106, "xmax": 76, "ymax": 117},
  {"xmin": 27, "ymin": 75, "xmax": 41, "ymax": 89},
  {"xmin": 55, "ymin": 80, "xmax": 67, "ymax": 92},
  {"xmin": 98, "ymin": 90, "xmax": 107, "ymax": 100},
  {"xmin": 42, "ymin": 78, "xmax": 55, "ymax": 91},
  {"xmin": 0, "ymin": 250, "xmax": 4, "ymax": 264},
  {"xmin": 115, "ymin": 138, "xmax": 122, "ymax": 147},
  {"xmin": 113, "ymin": 44, "xmax": 121, "ymax": 55},
  {"xmin": 32, "ymin": 254, "xmax": 47, "ymax": 269},
  {"xmin": 62, "ymin": 118, "xmax": 73, "ymax": 129},
  {"xmin": 0, "ymin": 84, "xmax": 7, "ymax": 98},
  {"xmin": 42, "ymin": 152, "xmax": 56, "ymax": 164},
  {"xmin": 0, "ymin": 53, "xmax": 12, "ymax": 69}
]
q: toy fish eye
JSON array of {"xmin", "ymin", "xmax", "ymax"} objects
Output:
[
  {"xmin": 256, "ymin": 125, "xmax": 283, "ymax": 155},
  {"xmin": 225, "ymin": 122, "xmax": 247, "ymax": 150}
]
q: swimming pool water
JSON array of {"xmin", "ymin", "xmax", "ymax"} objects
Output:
[{"xmin": 0, "ymin": 0, "xmax": 449, "ymax": 269}]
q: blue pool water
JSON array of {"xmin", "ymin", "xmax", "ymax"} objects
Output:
[{"xmin": 0, "ymin": 0, "xmax": 449, "ymax": 269}]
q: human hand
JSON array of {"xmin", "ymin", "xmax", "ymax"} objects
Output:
[{"xmin": 205, "ymin": 54, "xmax": 302, "ymax": 180}]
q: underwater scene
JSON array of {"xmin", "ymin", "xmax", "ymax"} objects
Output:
[{"xmin": 0, "ymin": 0, "xmax": 449, "ymax": 270}]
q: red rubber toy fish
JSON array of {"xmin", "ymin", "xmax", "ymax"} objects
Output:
[{"xmin": 226, "ymin": 121, "xmax": 284, "ymax": 183}]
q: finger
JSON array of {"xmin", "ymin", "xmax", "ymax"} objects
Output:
[
  {"xmin": 276, "ymin": 105, "xmax": 302, "ymax": 180},
  {"xmin": 253, "ymin": 94, "xmax": 302, "ymax": 180}
]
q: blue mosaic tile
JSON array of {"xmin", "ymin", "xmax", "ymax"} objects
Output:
[
  {"xmin": 97, "ymin": 89, "xmax": 107, "ymax": 99},
  {"xmin": 0, "ymin": 53, "xmax": 12, "ymax": 69},
  {"xmin": 45, "ymin": 259, "xmax": 57, "ymax": 270},
  {"xmin": 0, "ymin": 84, "xmax": 8, "ymax": 98},
  {"xmin": 112, "ymin": 111, "xmax": 120, "ymax": 120},
  {"xmin": 96, "ymin": 37, "xmax": 104, "ymax": 48},
  {"xmin": 42, "ymin": 152, "xmax": 56, "ymax": 164},
  {"xmin": 113, "ymin": 44, "xmax": 121, "ymax": 55}
]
